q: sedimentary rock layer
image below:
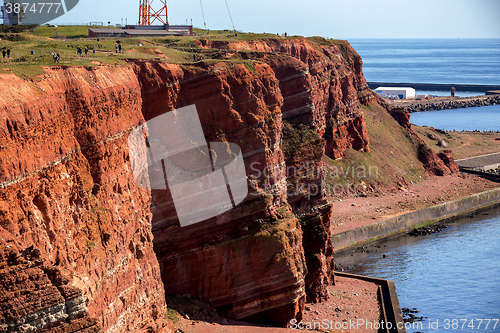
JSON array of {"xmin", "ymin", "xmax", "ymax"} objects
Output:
[
  {"xmin": 0, "ymin": 36, "xmax": 454, "ymax": 331},
  {"xmin": 0, "ymin": 66, "xmax": 170, "ymax": 332}
]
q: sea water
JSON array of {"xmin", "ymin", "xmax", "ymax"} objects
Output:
[
  {"xmin": 349, "ymin": 38, "xmax": 500, "ymax": 87},
  {"xmin": 348, "ymin": 38, "xmax": 500, "ymax": 131},
  {"xmin": 410, "ymin": 105, "xmax": 500, "ymax": 132},
  {"xmin": 337, "ymin": 39, "xmax": 500, "ymax": 332},
  {"xmin": 335, "ymin": 208, "xmax": 500, "ymax": 332}
]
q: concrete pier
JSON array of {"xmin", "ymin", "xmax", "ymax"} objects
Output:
[
  {"xmin": 332, "ymin": 188, "xmax": 500, "ymax": 251},
  {"xmin": 456, "ymin": 152, "xmax": 500, "ymax": 171}
]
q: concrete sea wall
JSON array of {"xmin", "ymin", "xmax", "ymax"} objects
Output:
[
  {"xmin": 333, "ymin": 187, "xmax": 500, "ymax": 251},
  {"xmin": 367, "ymin": 82, "xmax": 500, "ymax": 93},
  {"xmin": 336, "ymin": 272, "xmax": 406, "ymax": 333}
]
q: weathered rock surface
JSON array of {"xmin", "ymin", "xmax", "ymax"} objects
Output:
[
  {"xmin": 0, "ymin": 36, "xmax": 455, "ymax": 331},
  {"xmin": 0, "ymin": 239, "xmax": 100, "ymax": 333},
  {"xmin": 196, "ymin": 37, "xmax": 372, "ymax": 160},
  {"xmin": 138, "ymin": 38, "xmax": 374, "ymax": 324},
  {"xmin": 133, "ymin": 60, "xmax": 308, "ymax": 325},
  {"xmin": 0, "ymin": 67, "xmax": 171, "ymax": 332},
  {"xmin": 385, "ymin": 105, "xmax": 459, "ymax": 176}
]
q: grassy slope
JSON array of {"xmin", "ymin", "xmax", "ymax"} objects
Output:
[
  {"xmin": 413, "ymin": 125, "xmax": 500, "ymax": 160},
  {"xmin": 32, "ymin": 25, "xmax": 120, "ymax": 38},
  {"xmin": 0, "ymin": 30, "xmax": 198, "ymax": 78},
  {"xmin": 323, "ymin": 102, "xmax": 425, "ymax": 197},
  {"xmin": 0, "ymin": 28, "xmax": 428, "ymax": 186},
  {"xmin": 0, "ymin": 28, "xmax": 266, "ymax": 77},
  {"xmin": 0, "ymin": 26, "xmax": 349, "ymax": 81}
]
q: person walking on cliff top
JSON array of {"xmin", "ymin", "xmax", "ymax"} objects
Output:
[
  {"xmin": 6, "ymin": 48, "xmax": 11, "ymax": 58},
  {"xmin": 2, "ymin": 49, "xmax": 5, "ymax": 59},
  {"xmin": 84, "ymin": 47, "xmax": 88, "ymax": 56},
  {"xmin": 56, "ymin": 52, "xmax": 61, "ymax": 63},
  {"xmin": 115, "ymin": 44, "xmax": 118, "ymax": 53},
  {"xmin": 118, "ymin": 43, "xmax": 122, "ymax": 53}
]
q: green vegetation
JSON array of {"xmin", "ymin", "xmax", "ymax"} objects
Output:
[
  {"xmin": 0, "ymin": 33, "xmax": 192, "ymax": 79},
  {"xmin": 86, "ymin": 239, "xmax": 96, "ymax": 251},
  {"xmin": 323, "ymin": 102, "xmax": 426, "ymax": 199},
  {"xmin": 299, "ymin": 214, "xmax": 326, "ymax": 243},
  {"xmin": 0, "ymin": 25, "xmax": 352, "ymax": 82},
  {"xmin": 414, "ymin": 125, "xmax": 500, "ymax": 160},
  {"xmin": 165, "ymin": 294, "xmax": 217, "ymax": 321},
  {"xmin": 0, "ymin": 24, "xmax": 37, "ymax": 33},
  {"xmin": 166, "ymin": 308, "xmax": 180, "ymax": 323},
  {"xmin": 282, "ymin": 121, "xmax": 324, "ymax": 158}
]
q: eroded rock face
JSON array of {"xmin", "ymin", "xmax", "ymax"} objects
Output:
[
  {"xmin": 0, "ymin": 239, "xmax": 100, "ymax": 333},
  {"xmin": 0, "ymin": 36, "xmax": 444, "ymax": 330},
  {"xmin": 132, "ymin": 37, "xmax": 375, "ymax": 323},
  {"xmin": 387, "ymin": 106, "xmax": 459, "ymax": 176},
  {"xmin": 133, "ymin": 61, "xmax": 308, "ymax": 325},
  {"xmin": 0, "ymin": 67, "xmax": 171, "ymax": 332},
  {"xmin": 197, "ymin": 37, "xmax": 372, "ymax": 160},
  {"xmin": 437, "ymin": 151, "xmax": 460, "ymax": 174}
]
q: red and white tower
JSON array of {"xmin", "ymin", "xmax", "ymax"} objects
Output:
[{"xmin": 139, "ymin": 0, "xmax": 168, "ymax": 25}]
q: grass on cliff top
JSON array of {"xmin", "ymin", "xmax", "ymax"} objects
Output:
[
  {"xmin": 0, "ymin": 33, "xmax": 194, "ymax": 79},
  {"xmin": 32, "ymin": 25, "xmax": 121, "ymax": 39},
  {"xmin": 0, "ymin": 26, "xmax": 351, "ymax": 80}
]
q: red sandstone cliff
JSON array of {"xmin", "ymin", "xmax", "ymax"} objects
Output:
[
  {"xmin": 0, "ymin": 36, "xmax": 455, "ymax": 332},
  {"xmin": 387, "ymin": 105, "xmax": 459, "ymax": 175},
  {"xmin": 196, "ymin": 37, "xmax": 372, "ymax": 160},
  {"xmin": 0, "ymin": 67, "xmax": 171, "ymax": 332}
]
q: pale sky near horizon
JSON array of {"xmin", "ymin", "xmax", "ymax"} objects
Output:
[{"xmin": 49, "ymin": 0, "xmax": 500, "ymax": 39}]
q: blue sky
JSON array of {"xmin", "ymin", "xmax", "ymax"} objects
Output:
[{"xmin": 51, "ymin": 0, "xmax": 500, "ymax": 38}]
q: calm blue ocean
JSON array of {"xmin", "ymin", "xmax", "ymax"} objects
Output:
[
  {"xmin": 349, "ymin": 38, "xmax": 500, "ymax": 86},
  {"xmin": 349, "ymin": 38, "xmax": 500, "ymax": 130},
  {"xmin": 411, "ymin": 105, "xmax": 500, "ymax": 131},
  {"xmin": 338, "ymin": 39, "xmax": 500, "ymax": 331},
  {"xmin": 335, "ymin": 208, "xmax": 500, "ymax": 332}
]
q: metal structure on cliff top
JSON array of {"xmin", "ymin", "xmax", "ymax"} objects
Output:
[{"xmin": 139, "ymin": 0, "xmax": 168, "ymax": 25}]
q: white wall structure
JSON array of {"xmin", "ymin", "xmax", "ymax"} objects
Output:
[{"xmin": 374, "ymin": 87, "xmax": 416, "ymax": 99}]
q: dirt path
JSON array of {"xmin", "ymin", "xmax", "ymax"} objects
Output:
[
  {"xmin": 173, "ymin": 275, "xmax": 380, "ymax": 333},
  {"xmin": 413, "ymin": 125, "xmax": 500, "ymax": 160},
  {"xmin": 330, "ymin": 174, "xmax": 498, "ymax": 235}
]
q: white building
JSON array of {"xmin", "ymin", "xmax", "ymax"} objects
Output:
[{"xmin": 374, "ymin": 87, "xmax": 416, "ymax": 100}]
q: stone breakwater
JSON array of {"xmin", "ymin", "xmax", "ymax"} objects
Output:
[{"xmin": 394, "ymin": 95, "xmax": 500, "ymax": 113}]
